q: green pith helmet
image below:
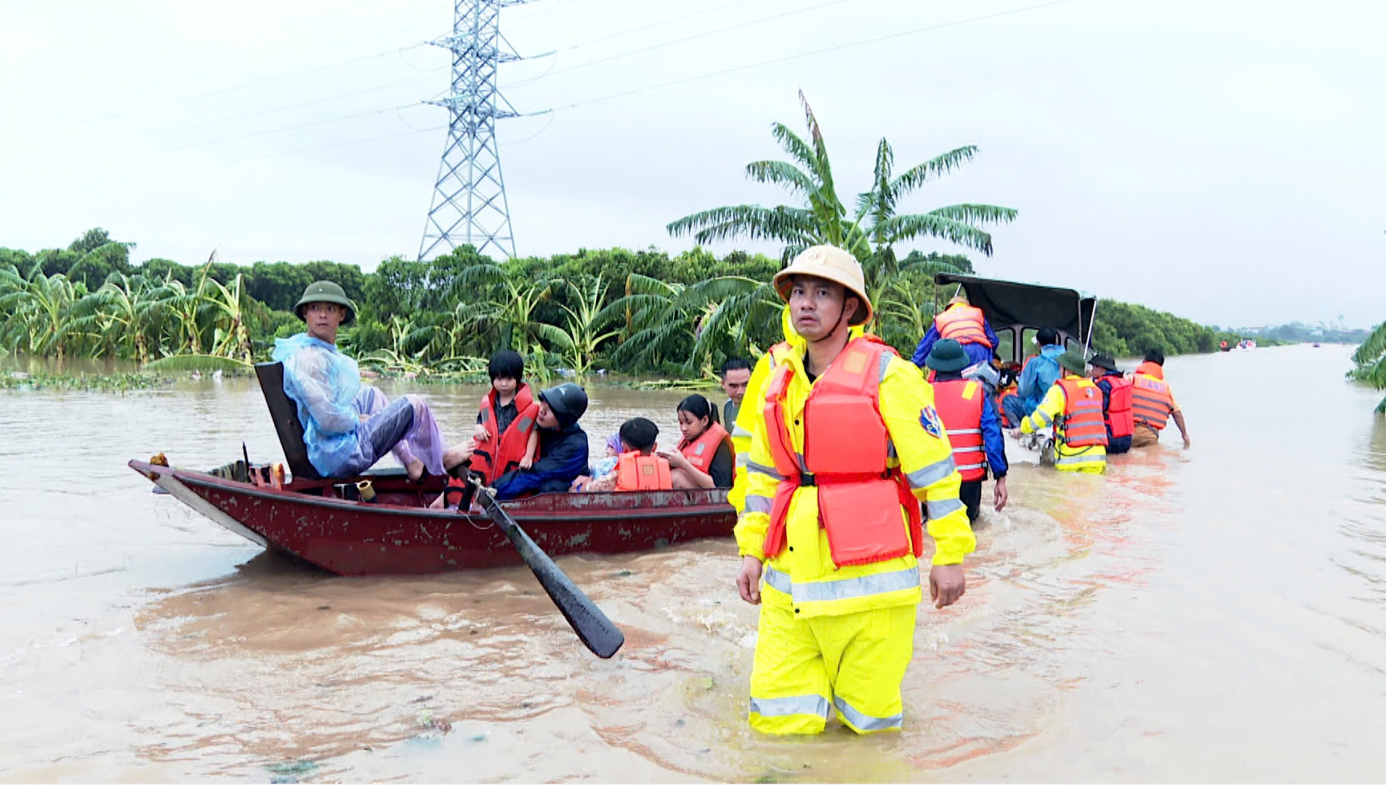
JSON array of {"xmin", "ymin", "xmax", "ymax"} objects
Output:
[
  {"xmin": 294, "ymin": 280, "xmax": 357, "ymax": 325},
  {"xmin": 1058, "ymin": 348, "xmax": 1088, "ymax": 374},
  {"xmin": 925, "ymin": 339, "xmax": 970, "ymax": 373}
]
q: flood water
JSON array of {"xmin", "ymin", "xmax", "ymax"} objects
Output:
[{"xmin": 3, "ymin": 344, "xmax": 1385, "ymax": 782}]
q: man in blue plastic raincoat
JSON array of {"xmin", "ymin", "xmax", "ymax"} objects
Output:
[{"xmin": 272, "ymin": 281, "xmax": 460, "ymax": 480}]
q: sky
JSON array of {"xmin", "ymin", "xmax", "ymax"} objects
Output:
[{"xmin": 1, "ymin": 0, "xmax": 1383, "ymax": 329}]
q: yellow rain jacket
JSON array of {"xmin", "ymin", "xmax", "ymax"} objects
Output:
[
  {"xmin": 735, "ymin": 337, "xmax": 974, "ymax": 735},
  {"xmin": 1020, "ymin": 375, "xmax": 1108, "ymax": 473}
]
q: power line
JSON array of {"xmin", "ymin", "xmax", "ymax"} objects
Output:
[
  {"xmin": 549, "ymin": 0, "xmax": 1074, "ymax": 112},
  {"xmin": 155, "ymin": 74, "xmax": 442, "ymax": 135},
  {"xmin": 156, "ymin": 103, "xmax": 426, "ymax": 154},
  {"xmin": 507, "ymin": 0, "xmax": 855, "ymax": 84}
]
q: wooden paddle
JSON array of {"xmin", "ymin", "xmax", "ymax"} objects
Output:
[{"xmin": 468, "ymin": 477, "xmax": 625, "ymax": 659}]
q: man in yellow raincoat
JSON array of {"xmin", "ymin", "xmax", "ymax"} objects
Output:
[
  {"xmin": 734, "ymin": 245, "xmax": 975, "ymax": 735},
  {"xmin": 1016, "ymin": 348, "xmax": 1107, "ymax": 473}
]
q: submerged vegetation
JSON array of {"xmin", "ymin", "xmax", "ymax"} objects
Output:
[{"xmin": 2, "ymin": 101, "xmax": 1235, "ymax": 385}]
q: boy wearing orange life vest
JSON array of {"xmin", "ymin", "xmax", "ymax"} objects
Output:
[
  {"xmin": 1087, "ymin": 352, "xmax": 1133, "ymax": 454},
  {"xmin": 1130, "ymin": 348, "xmax": 1192, "ymax": 450},
  {"xmin": 574, "ymin": 417, "xmax": 673, "ymax": 492},
  {"xmin": 1015, "ymin": 349, "xmax": 1108, "ymax": 473},
  {"xmin": 735, "ymin": 246, "xmax": 973, "ymax": 736},
  {"xmin": 925, "ymin": 339, "xmax": 1009, "ymax": 522}
]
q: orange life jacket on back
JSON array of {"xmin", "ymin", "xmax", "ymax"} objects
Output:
[
  {"xmin": 1055, "ymin": 377, "xmax": 1109, "ymax": 448},
  {"xmin": 934, "ymin": 305, "xmax": 993, "ymax": 348},
  {"xmin": 1102, "ymin": 374, "xmax": 1134, "ymax": 439},
  {"xmin": 472, "ymin": 384, "xmax": 540, "ymax": 484},
  {"xmin": 761, "ymin": 336, "xmax": 924, "ymax": 567},
  {"xmin": 615, "ymin": 452, "xmax": 672, "ymax": 491},
  {"xmin": 1131, "ymin": 362, "xmax": 1174, "ymax": 431},
  {"xmin": 931, "ymin": 379, "xmax": 987, "ymax": 482},
  {"xmin": 677, "ymin": 421, "xmax": 733, "ymax": 478}
]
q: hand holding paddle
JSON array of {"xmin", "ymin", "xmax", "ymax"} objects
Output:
[{"xmin": 468, "ymin": 477, "xmax": 625, "ymax": 659}]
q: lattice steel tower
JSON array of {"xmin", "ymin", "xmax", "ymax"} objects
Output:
[{"xmin": 418, "ymin": 0, "xmax": 537, "ymax": 261}]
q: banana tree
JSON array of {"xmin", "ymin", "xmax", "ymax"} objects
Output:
[
  {"xmin": 1351, "ymin": 321, "xmax": 1386, "ymax": 412},
  {"xmin": 0, "ymin": 264, "xmax": 81, "ymax": 359},
  {"xmin": 668, "ymin": 91, "xmax": 1015, "ymax": 333},
  {"xmin": 548, "ymin": 276, "xmax": 621, "ymax": 381}
]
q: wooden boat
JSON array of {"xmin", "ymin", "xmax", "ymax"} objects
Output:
[{"xmin": 129, "ymin": 363, "xmax": 736, "ymax": 576}]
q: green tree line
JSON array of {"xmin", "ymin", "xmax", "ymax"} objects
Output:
[{"xmin": 0, "ymin": 96, "xmax": 1233, "ymax": 380}]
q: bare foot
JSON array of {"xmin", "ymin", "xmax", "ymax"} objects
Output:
[
  {"xmin": 443, "ymin": 443, "xmax": 475, "ymax": 475},
  {"xmin": 407, "ymin": 459, "xmax": 425, "ymax": 483}
]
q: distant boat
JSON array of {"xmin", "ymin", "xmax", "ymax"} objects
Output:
[{"xmin": 1313, "ymin": 342, "xmax": 1321, "ymax": 348}]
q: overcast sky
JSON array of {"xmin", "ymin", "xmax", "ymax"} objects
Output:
[{"xmin": 1, "ymin": 0, "xmax": 1383, "ymax": 329}]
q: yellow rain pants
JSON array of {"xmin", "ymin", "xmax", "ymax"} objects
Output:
[{"xmin": 749, "ymin": 594, "xmax": 917, "ymax": 734}]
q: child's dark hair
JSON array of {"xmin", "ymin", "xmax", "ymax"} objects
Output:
[
  {"xmin": 488, "ymin": 349, "xmax": 524, "ymax": 381},
  {"xmin": 677, "ymin": 393, "xmax": 719, "ymax": 425},
  {"xmin": 618, "ymin": 417, "xmax": 659, "ymax": 453}
]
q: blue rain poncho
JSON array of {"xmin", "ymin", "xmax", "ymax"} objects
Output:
[{"xmin": 273, "ymin": 333, "xmax": 364, "ymax": 476}]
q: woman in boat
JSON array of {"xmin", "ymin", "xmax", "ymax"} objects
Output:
[
  {"xmin": 658, "ymin": 394, "xmax": 735, "ymax": 489},
  {"xmin": 272, "ymin": 281, "xmax": 461, "ymax": 480}
]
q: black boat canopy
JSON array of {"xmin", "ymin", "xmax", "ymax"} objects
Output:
[{"xmin": 933, "ymin": 273, "xmax": 1097, "ymax": 365}]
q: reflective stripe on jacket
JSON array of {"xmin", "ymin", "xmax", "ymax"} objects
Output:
[
  {"xmin": 735, "ymin": 336, "xmax": 974, "ymax": 619},
  {"xmin": 931, "ymin": 379, "xmax": 987, "ymax": 482},
  {"xmin": 934, "ymin": 305, "xmax": 993, "ymax": 348}
]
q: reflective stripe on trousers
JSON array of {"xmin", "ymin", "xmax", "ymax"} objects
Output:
[
  {"xmin": 750, "ymin": 694, "xmax": 831, "ymax": 720},
  {"xmin": 764, "ymin": 565, "xmax": 920, "ymax": 603}
]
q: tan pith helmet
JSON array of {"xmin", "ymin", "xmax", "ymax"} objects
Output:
[{"xmin": 771, "ymin": 245, "xmax": 873, "ymax": 326}]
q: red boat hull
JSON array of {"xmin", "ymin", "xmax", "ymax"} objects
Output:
[{"xmin": 130, "ymin": 460, "xmax": 736, "ymax": 575}]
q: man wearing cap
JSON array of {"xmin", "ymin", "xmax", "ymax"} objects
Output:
[
  {"xmin": 926, "ymin": 339, "xmax": 1009, "ymax": 521},
  {"xmin": 1015, "ymin": 349, "xmax": 1108, "ymax": 473},
  {"xmin": 1002, "ymin": 326, "xmax": 1065, "ymax": 429},
  {"xmin": 491, "ymin": 382, "xmax": 591, "ymax": 500},
  {"xmin": 912, "ymin": 293, "xmax": 1000, "ymax": 372},
  {"xmin": 735, "ymin": 245, "xmax": 973, "ymax": 736},
  {"xmin": 272, "ymin": 281, "xmax": 459, "ymax": 480},
  {"xmin": 1088, "ymin": 352, "xmax": 1134, "ymax": 455}
]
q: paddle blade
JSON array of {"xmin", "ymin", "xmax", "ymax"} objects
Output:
[{"xmin": 473, "ymin": 486, "xmax": 625, "ymax": 659}]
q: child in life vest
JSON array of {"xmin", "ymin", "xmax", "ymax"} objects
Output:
[
  {"xmin": 470, "ymin": 350, "xmax": 540, "ymax": 476},
  {"xmin": 572, "ymin": 417, "xmax": 671, "ymax": 492}
]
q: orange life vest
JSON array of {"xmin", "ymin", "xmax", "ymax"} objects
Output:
[
  {"xmin": 1131, "ymin": 362, "xmax": 1174, "ymax": 431},
  {"xmin": 760, "ymin": 336, "xmax": 924, "ymax": 567},
  {"xmin": 997, "ymin": 385, "xmax": 1019, "ymax": 427},
  {"xmin": 1102, "ymin": 374, "xmax": 1134, "ymax": 439},
  {"xmin": 934, "ymin": 305, "xmax": 992, "ymax": 348},
  {"xmin": 932, "ymin": 379, "xmax": 987, "ymax": 482},
  {"xmin": 472, "ymin": 384, "xmax": 540, "ymax": 484},
  {"xmin": 677, "ymin": 421, "xmax": 733, "ymax": 477},
  {"xmin": 615, "ymin": 452, "xmax": 672, "ymax": 491},
  {"xmin": 1055, "ymin": 377, "xmax": 1108, "ymax": 448}
]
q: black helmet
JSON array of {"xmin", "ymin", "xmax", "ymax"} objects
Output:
[{"xmin": 539, "ymin": 382, "xmax": 588, "ymax": 428}]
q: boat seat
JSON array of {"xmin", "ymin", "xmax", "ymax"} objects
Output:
[{"xmin": 254, "ymin": 362, "xmax": 323, "ymax": 480}]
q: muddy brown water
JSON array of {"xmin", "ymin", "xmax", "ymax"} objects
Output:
[{"xmin": 3, "ymin": 345, "xmax": 1385, "ymax": 781}]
